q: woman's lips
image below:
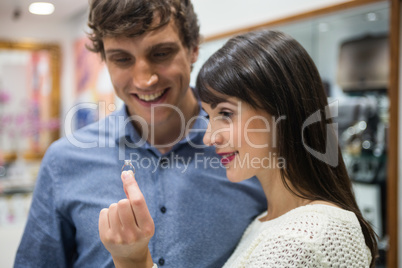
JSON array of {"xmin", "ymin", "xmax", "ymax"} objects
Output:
[{"xmin": 219, "ymin": 152, "xmax": 238, "ymax": 166}]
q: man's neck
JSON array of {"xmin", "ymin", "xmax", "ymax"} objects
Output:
[
  {"xmin": 148, "ymin": 106, "xmax": 199, "ymax": 154},
  {"xmin": 133, "ymin": 91, "xmax": 200, "ymax": 154}
]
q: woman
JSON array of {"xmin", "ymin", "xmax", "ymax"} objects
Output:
[
  {"xmin": 196, "ymin": 29, "xmax": 377, "ymax": 267},
  {"xmin": 99, "ymin": 30, "xmax": 377, "ymax": 267}
]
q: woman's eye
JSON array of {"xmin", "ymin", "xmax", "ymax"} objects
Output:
[
  {"xmin": 219, "ymin": 111, "xmax": 233, "ymax": 119},
  {"xmin": 204, "ymin": 114, "xmax": 210, "ymax": 120}
]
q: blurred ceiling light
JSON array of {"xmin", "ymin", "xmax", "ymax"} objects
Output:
[
  {"xmin": 366, "ymin": 12, "xmax": 378, "ymax": 21},
  {"xmin": 29, "ymin": 2, "xmax": 55, "ymax": 15}
]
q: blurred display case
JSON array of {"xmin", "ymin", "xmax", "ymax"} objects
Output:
[{"xmin": 335, "ymin": 32, "xmax": 389, "ymax": 266}]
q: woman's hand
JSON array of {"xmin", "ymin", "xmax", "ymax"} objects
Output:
[{"xmin": 99, "ymin": 170, "xmax": 155, "ymax": 268}]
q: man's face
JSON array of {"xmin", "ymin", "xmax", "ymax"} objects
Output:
[{"xmin": 103, "ymin": 19, "xmax": 199, "ymax": 126}]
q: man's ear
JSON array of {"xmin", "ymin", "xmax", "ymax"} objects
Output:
[{"xmin": 191, "ymin": 45, "xmax": 199, "ymax": 64}]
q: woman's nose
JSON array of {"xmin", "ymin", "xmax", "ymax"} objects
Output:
[{"xmin": 203, "ymin": 123, "xmax": 223, "ymax": 146}]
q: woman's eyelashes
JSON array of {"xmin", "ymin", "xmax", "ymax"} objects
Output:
[
  {"xmin": 201, "ymin": 106, "xmax": 234, "ymax": 121},
  {"xmin": 219, "ymin": 110, "xmax": 234, "ymax": 119}
]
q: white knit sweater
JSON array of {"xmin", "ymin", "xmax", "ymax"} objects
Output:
[{"xmin": 223, "ymin": 204, "xmax": 372, "ymax": 267}]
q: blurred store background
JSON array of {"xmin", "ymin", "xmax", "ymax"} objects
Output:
[{"xmin": 0, "ymin": 0, "xmax": 400, "ymax": 267}]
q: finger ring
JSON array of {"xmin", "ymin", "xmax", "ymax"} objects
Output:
[{"xmin": 121, "ymin": 160, "xmax": 135, "ymax": 174}]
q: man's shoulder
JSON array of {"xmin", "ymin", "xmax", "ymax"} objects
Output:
[
  {"xmin": 45, "ymin": 117, "xmax": 113, "ymax": 158},
  {"xmin": 53, "ymin": 121, "xmax": 101, "ymax": 147}
]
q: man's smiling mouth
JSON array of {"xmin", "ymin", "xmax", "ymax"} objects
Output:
[{"xmin": 135, "ymin": 88, "xmax": 169, "ymax": 102}]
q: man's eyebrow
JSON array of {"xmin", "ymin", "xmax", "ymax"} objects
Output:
[
  {"xmin": 104, "ymin": 42, "xmax": 179, "ymax": 56},
  {"xmin": 147, "ymin": 42, "xmax": 179, "ymax": 52},
  {"xmin": 104, "ymin": 49, "xmax": 129, "ymax": 55}
]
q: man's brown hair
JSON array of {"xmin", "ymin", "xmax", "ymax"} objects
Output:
[{"xmin": 87, "ymin": 0, "xmax": 200, "ymax": 60}]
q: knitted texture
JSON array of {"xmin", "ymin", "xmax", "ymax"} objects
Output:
[{"xmin": 223, "ymin": 204, "xmax": 371, "ymax": 267}]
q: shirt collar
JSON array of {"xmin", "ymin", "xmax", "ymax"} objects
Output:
[{"xmin": 114, "ymin": 104, "xmax": 207, "ymax": 150}]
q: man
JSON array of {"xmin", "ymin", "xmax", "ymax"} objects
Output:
[{"xmin": 15, "ymin": 0, "xmax": 266, "ymax": 267}]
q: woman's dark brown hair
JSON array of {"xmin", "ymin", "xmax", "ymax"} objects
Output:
[
  {"xmin": 87, "ymin": 0, "xmax": 200, "ymax": 60},
  {"xmin": 196, "ymin": 30, "xmax": 378, "ymax": 267}
]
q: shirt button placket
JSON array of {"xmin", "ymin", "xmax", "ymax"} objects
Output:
[
  {"xmin": 159, "ymin": 157, "xmax": 168, "ymax": 166},
  {"xmin": 157, "ymin": 156, "xmax": 168, "ymax": 267},
  {"xmin": 160, "ymin": 206, "xmax": 167, "ymax": 213}
]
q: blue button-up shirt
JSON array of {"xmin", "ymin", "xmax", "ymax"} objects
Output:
[{"xmin": 15, "ymin": 105, "xmax": 266, "ymax": 268}]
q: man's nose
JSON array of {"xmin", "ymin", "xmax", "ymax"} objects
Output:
[{"xmin": 132, "ymin": 60, "xmax": 158, "ymax": 89}]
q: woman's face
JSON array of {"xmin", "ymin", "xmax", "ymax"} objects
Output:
[{"xmin": 202, "ymin": 94, "xmax": 279, "ymax": 182}]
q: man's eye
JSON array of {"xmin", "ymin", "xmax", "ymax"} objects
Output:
[
  {"xmin": 115, "ymin": 57, "xmax": 131, "ymax": 63},
  {"xmin": 107, "ymin": 55, "xmax": 132, "ymax": 65},
  {"xmin": 153, "ymin": 47, "xmax": 178, "ymax": 59},
  {"xmin": 153, "ymin": 51, "xmax": 171, "ymax": 59},
  {"xmin": 155, "ymin": 52, "xmax": 169, "ymax": 57}
]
